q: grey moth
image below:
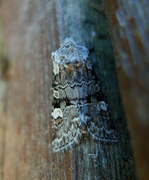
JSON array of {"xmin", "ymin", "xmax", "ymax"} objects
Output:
[{"xmin": 51, "ymin": 38, "xmax": 117, "ymax": 152}]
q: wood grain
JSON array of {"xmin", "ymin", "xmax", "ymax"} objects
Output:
[
  {"xmin": 104, "ymin": 0, "xmax": 149, "ymax": 179},
  {"xmin": 0, "ymin": 0, "xmax": 135, "ymax": 179}
]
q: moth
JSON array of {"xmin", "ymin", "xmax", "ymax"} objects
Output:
[{"xmin": 51, "ymin": 38, "xmax": 117, "ymax": 152}]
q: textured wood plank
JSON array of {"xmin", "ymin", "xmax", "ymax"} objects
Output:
[
  {"xmin": 1, "ymin": 0, "xmax": 135, "ymax": 179},
  {"xmin": 104, "ymin": 0, "xmax": 149, "ymax": 179},
  {"xmin": 0, "ymin": 17, "xmax": 8, "ymax": 180}
]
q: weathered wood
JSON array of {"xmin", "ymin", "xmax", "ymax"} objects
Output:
[
  {"xmin": 0, "ymin": 18, "xmax": 8, "ymax": 180},
  {"xmin": 104, "ymin": 0, "xmax": 149, "ymax": 179},
  {"xmin": 0, "ymin": 0, "xmax": 135, "ymax": 179},
  {"xmin": 0, "ymin": 81, "xmax": 6, "ymax": 180}
]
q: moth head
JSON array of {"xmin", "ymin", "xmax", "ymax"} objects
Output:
[{"xmin": 51, "ymin": 38, "xmax": 89, "ymax": 67}]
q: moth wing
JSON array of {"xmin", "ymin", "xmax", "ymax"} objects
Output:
[
  {"xmin": 52, "ymin": 106, "xmax": 83, "ymax": 152},
  {"xmin": 78, "ymin": 103, "xmax": 118, "ymax": 143},
  {"xmin": 77, "ymin": 63, "xmax": 118, "ymax": 143}
]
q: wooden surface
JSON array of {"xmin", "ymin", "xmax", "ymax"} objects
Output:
[
  {"xmin": 0, "ymin": 0, "xmax": 135, "ymax": 179},
  {"xmin": 0, "ymin": 18, "xmax": 8, "ymax": 180},
  {"xmin": 104, "ymin": 0, "xmax": 149, "ymax": 179}
]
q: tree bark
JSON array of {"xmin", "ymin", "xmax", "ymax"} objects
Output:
[{"xmin": 0, "ymin": 0, "xmax": 135, "ymax": 179}]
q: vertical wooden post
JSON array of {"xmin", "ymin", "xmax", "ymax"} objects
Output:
[{"xmin": 0, "ymin": 0, "xmax": 136, "ymax": 179}]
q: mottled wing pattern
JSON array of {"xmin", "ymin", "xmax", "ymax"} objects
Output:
[{"xmin": 51, "ymin": 38, "xmax": 117, "ymax": 152}]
